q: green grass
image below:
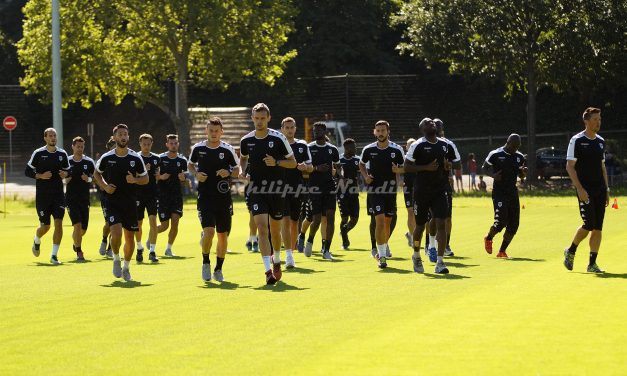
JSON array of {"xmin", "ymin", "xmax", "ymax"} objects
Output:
[{"xmin": 0, "ymin": 195, "xmax": 626, "ymax": 375}]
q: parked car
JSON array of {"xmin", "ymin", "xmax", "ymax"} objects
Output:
[{"xmin": 536, "ymin": 147, "xmax": 567, "ymax": 179}]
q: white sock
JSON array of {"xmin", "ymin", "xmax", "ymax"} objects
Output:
[
  {"xmin": 136, "ymin": 241, "xmax": 144, "ymax": 250},
  {"xmin": 429, "ymin": 235, "xmax": 436, "ymax": 248},
  {"xmin": 150, "ymin": 244, "xmax": 156, "ymax": 253},
  {"xmin": 251, "ymin": 235, "xmax": 258, "ymax": 243},
  {"xmin": 273, "ymin": 250, "xmax": 281, "ymax": 264},
  {"xmin": 51, "ymin": 244, "xmax": 59, "ymax": 256},
  {"xmin": 413, "ymin": 251, "xmax": 421, "ymax": 259},
  {"xmin": 262, "ymin": 255, "xmax": 272, "ymax": 271},
  {"xmin": 377, "ymin": 244, "xmax": 387, "ymax": 258},
  {"xmin": 123, "ymin": 260, "xmax": 130, "ymax": 269},
  {"xmin": 286, "ymin": 249, "xmax": 293, "ymax": 258},
  {"xmin": 437, "ymin": 256, "xmax": 443, "ymax": 263},
  {"xmin": 166, "ymin": 243, "xmax": 172, "ymax": 250},
  {"xmin": 34, "ymin": 235, "xmax": 41, "ymax": 244},
  {"xmin": 113, "ymin": 253, "xmax": 121, "ymax": 261}
]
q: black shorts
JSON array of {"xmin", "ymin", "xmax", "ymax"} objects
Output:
[
  {"xmin": 403, "ymin": 184, "xmax": 414, "ymax": 209},
  {"xmin": 413, "ymin": 190, "xmax": 449, "ymax": 225},
  {"xmin": 244, "ymin": 183, "xmax": 252, "ymax": 211},
  {"xmin": 491, "ymin": 193, "xmax": 520, "ymax": 234},
  {"xmin": 367, "ymin": 193, "xmax": 396, "ymax": 217},
  {"xmin": 67, "ymin": 200, "xmax": 90, "ymax": 229},
  {"xmin": 249, "ymin": 192, "xmax": 284, "ymax": 220},
  {"xmin": 300, "ymin": 196, "xmax": 313, "ymax": 222},
  {"xmin": 578, "ymin": 189, "xmax": 606, "ymax": 231},
  {"xmin": 310, "ymin": 192, "xmax": 336, "ymax": 215},
  {"xmin": 136, "ymin": 196, "xmax": 158, "ymax": 220},
  {"xmin": 198, "ymin": 195, "xmax": 233, "ymax": 233},
  {"xmin": 446, "ymin": 189, "xmax": 454, "ymax": 218},
  {"xmin": 158, "ymin": 194, "xmax": 183, "ymax": 222},
  {"xmin": 284, "ymin": 193, "xmax": 303, "ymax": 222},
  {"xmin": 36, "ymin": 193, "xmax": 65, "ymax": 225},
  {"xmin": 100, "ymin": 196, "xmax": 108, "ymax": 221},
  {"xmin": 337, "ymin": 192, "xmax": 360, "ymax": 218},
  {"xmin": 106, "ymin": 200, "xmax": 139, "ymax": 231}
]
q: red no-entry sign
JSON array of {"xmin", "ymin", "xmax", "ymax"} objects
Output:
[{"xmin": 3, "ymin": 116, "xmax": 17, "ymax": 131}]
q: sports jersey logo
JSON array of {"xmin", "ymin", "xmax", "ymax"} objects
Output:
[
  {"xmin": 442, "ymin": 146, "xmax": 447, "ymax": 152},
  {"xmin": 517, "ymin": 157, "xmax": 521, "ymax": 163},
  {"xmin": 109, "ymin": 216, "xmax": 115, "ymax": 222},
  {"xmin": 498, "ymin": 202, "xmax": 502, "ymax": 207},
  {"xmin": 328, "ymin": 149, "xmax": 332, "ymax": 154},
  {"xmin": 130, "ymin": 161, "xmax": 135, "ymax": 167},
  {"xmin": 253, "ymin": 204, "xmax": 259, "ymax": 211},
  {"xmin": 219, "ymin": 153, "xmax": 224, "ymax": 159},
  {"xmin": 391, "ymin": 153, "xmax": 396, "ymax": 158},
  {"xmin": 269, "ymin": 141, "xmax": 274, "ymax": 148},
  {"xmin": 599, "ymin": 143, "xmax": 603, "ymax": 149},
  {"xmin": 376, "ymin": 205, "xmax": 381, "ymax": 211},
  {"xmin": 299, "ymin": 148, "xmax": 303, "ymax": 153},
  {"xmin": 177, "ymin": 162, "xmax": 180, "ymax": 167},
  {"xmin": 83, "ymin": 165, "xmax": 88, "ymax": 170},
  {"xmin": 58, "ymin": 155, "xmax": 63, "ymax": 161},
  {"xmin": 354, "ymin": 161, "xmax": 358, "ymax": 165}
]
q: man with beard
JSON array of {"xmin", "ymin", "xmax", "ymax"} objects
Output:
[
  {"xmin": 94, "ymin": 124, "xmax": 148, "ymax": 281},
  {"xmin": 97, "ymin": 137, "xmax": 116, "ymax": 258},
  {"xmin": 26, "ymin": 128, "xmax": 70, "ymax": 264},
  {"xmin": 337, "ymin": 138, "xmax": 361, "ymax": 250}
]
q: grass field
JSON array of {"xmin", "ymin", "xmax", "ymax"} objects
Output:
[{"xmin": 1, "ymin": 195, "xmax": 626, "ymax": 375}]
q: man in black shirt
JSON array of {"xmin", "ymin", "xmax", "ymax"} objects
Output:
[
  {"xmin": 359, "ymin": 121, "xmax": 404, "ymax": 269},
  {"xmin": 135, "ymin": 134, "xmax": 160, "ymax": 263},
  {"xmin": 156, "ymin": 134, "xmax": 188, "ymax": 257},
  {"xmin": 239, "ymin": 103, "xmax": 296, "ymax": 285},
  {"xmin": 482, "ymin": 134, "xmax": 527, "ymax": 258},
  {"xmin": 94, "ymin": 124, "xmax": 148, "ymax": 281},
  {"xmin": 404, "ymin": 118, "xmax": 458, "ymax": 274},
  {"xmin": 563, "ymin": 107, "xmax": 609, "ymax": 273},
  {"xmin": 305, "ymin": 122, "xmax": 340, "ymax": 260},
  {"xmin": 403, "ymin": 138, "xmax": 417, "ymax": 248},
  {"xmin": 97, "ymin": 137, "xmax": 116, "ymax": 258},
  {"xmin": 65, "ymin": 136, "xmax": 96, "ymax": 262},
  {"xmin": 25, "ymin": 127, "xmax": 70, "ymax": 264},
  {"xmin": 337, "ymin": 138, "xmax": 361, "ymax": 250},
  {"xmin": 189, "ymin": 117, "xmax": 240, "ymax": 282},
  {"xmin": 280, "ymin": 117, "xmax": 313, "ymax": 269}
]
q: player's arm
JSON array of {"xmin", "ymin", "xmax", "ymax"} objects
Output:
[
  {"xmin": 276, "ymin": 154, "xmax": 297, "ymax": 169},
  {"xmin": 359, "ymin": 161, "xmax": 373, "ymax": 185},
  {"xmin": 25, "ymin": 151, "xmax": 41, "ymax": 179},
  {"xmin": 601, "ymin": 160, "xmax": 610, "ymax": 206},
  {"xmin": 239, "ymin": 155, "xmax": 249, "ymax": 180},
  {"xmin": 565, "ymin": 138, "xmax": 589, "ymax": 202}
]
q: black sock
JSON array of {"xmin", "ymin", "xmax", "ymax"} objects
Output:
[
  {"xmin": 500, "ymin": 239, "xmax": 511, "ymax": 252},
  {"xmin": 446, "ymin": 233, "xmax": 451, "ymax": 247},
  {"xmin": 215, "ymin": 256, "xmax": 224, "ymax": 271},
  {"xmin": 589, "ymin": 252, "xmax": 598, "ymax": 266},
  {"xmin": 299, "ymin": 232, "xmax": 305, "ymax": 239},
  {"xmin": 202, "ymin": 253, "xmax": 210, "ymax": 264},
  {"xmin": 568, "ymin": 242, "xmax": 578, "ymax": 254},
  {"xmin": 486, "ymin": 232, "xmax": 494, "ymax": 241},
  {"xmin": 102, "ymin": 236, "xmax": 107, "ymax": 243},
  {"xmin": 325, "ymin": 238, "xmax": 332, "ymax": 251},
  {"xmin": 413, "ymin": 246, "xmax": 421, "ymax": 256},
  {"xmin": 307, "ymin": 234, "xmax": 314, "ymax": 244},
  {"xmin": 321, "ymin": 239, "xmax": 328, "ymax": 252},
  {"xmin": 75, "ymin": 246, "xmax": 82, "ymax": 253}
]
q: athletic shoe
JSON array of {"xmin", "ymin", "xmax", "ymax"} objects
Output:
[
  {"xmin": 32, "ymin": 242, "xmax": 41, "ymax": 257},
  {"xmin": 50, "ymin": 255, "xmax": 61, "ymax": 265},
  {"xmin": 444, "ymin": 245, "xmax": 455, "ymax": 257},
  {"xmin": 113, "ymin": 259, "xmax": 122, "ymax": 278},
  {"xmin": 587, "ymin": 263, "xmax": 605, "ymax": 273},
  {"xmin": 435, "ymin": 261, "xmax": 449, "ymax": 274},
  {"xmin": 412, "ymin": 254, "xmax": 424, "ymax": 273},
  {"xmin": 405, "ymin": 232, "xmax": 413, "ymax": 248},
  {"xmin": 563, "ymin": 249, "xmax": 574, "ymax": 271},
  {"xmin": 304, "ymin": 242, "xmax": 313, "ymax": 257},
  {"xmin": 322, "ymin": 251, "xmax": 334, "ymax": 261},
  {"xmin": 213, "ymin": 269, "xmax": 224, "ymax": 282},
  {"xmin": 164, "ymin": 248, "xmax": 174, "ymax": 257},
  {"xmin": 122, "ymin": 268, "xmax": 133, "ymax": 282},
  {"xmin": 98, "ymin": 242, "xmax": 106, "ymax": 256},
  {"xmin": 427, "ymin": 247, "xmax": 437, "ymax": 263},
  {"xmin": 371, "ymin": 248, "xmax": 378, "ymax": 259},
  {"xmin": 386, "ymin": 245, "xmax": 392, "ymax": 258},
  {"xmin": 341, "ymin": 227, "xmax": 350, "ymax": 250},
  {"xmin": 76, "ymin": 251, "xmax": 86, "ymax": 262},
  {"xmin": 496, "ymin": 251, "xmax": 509, "ymax": 259},
  {"xmin": 136, "ymin": 249, "xmax": 144, "ymax": 263},
  {"xmin": 265, "ymin": 269, "xmax": 277, "ymax": 285},
  {"xmin": 296, "ymin": 236, "xmax": 305, "ymax": 253},
  {"xmin": 245, "ymin": 241, "xmax": 253, "ymax": 252},
  {"xmin": 285, "ymin": 254, "xmax": 296, "ymax": 269},
  {"xmin": 202, "ymin": 263, "xmax": 212, "ymax": 281},
  {"xmin": 273, "ymin": 262, "xmax": 282, "ymax": 281},
  {"xmin": 251, "ymin": 241, "xmax": 259, "ymax": 253},
  {"xmin": 105, "ymin": 248, "xmax": 113, "ymax": 258},
  {"xmin": 378, "ymin": 256, "xmax": 387, "ymax": 269},
  {"xmin": 484, "ymin": 237, "xmax": 493, "ymax": 254},
  {"xmin": 149, "ymin": 252, "xmax": 159, "ymax": 263}
]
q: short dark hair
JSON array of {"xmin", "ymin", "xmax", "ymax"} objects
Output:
[
  {"xmin": 313, "ymin": 121, "xmax": 326, "ymax": 130},
  {"xmin": 583, "ymin": 107, "xmax": 601, "ymax": 121},
  {"xmin": 72, "ymin": 136, "xmax": 85, "ymax": 145},
  {"xmin": 112, "ymin": 124, "xmax": 128, "ymax": 134},
  {"xmin": 343, "ymin": 138, "xmax": 356, "ymax": 146},
  {"xmin": 281, "ymin": 117, "xmax": 296, "ymax": 127},
  {"xmin": 207, "ymin": 116, "xmax": 223, "ymax": 128},
  {"xmin": 252, "ymin": 103, "xmax": 270, "ymax": 116},
  {"xmin": 139, "ymin": 134, "xmax": 153, "ymax": 142},
  {"xmin": 166, "ymin": 134, "xmax": 178, "ymax": 141},
  {"xmin": 374, "ymin": 120, "xmax": 390, "ymax": 129},
  {"xmin": 43, "ymin": 127, "xmax": 56, "ymax": 137}
]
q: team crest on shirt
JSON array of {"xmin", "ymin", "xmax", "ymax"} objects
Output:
[
  {"xmin": 299, "ymin": 147, "xmax": 303, "ymax": 153},
  {"xmin": 355, "ymin": 161, "xmax": 358, "ymax": 165},
  {"xmin": 177, "ymin": 162, "xmax": 181, "ymax": 167},
  {"xmin": 599, "ymin": 143, "xmax": 603, "ymax": 149},
  {"xmin": 328, "ymin": 149, "xmax": 332, "ymax": 154},
  {"xmin": 269, "ymin": 141, "xmax": 274, "ymax": 148},
  {"xmin": 219, "ymin": 153, "xmax": 224, "ymax": 159},
  {"xmin": 83, "ymin": 165, "xmax": 88, "ymax": 170},
  {"xmin": 442, "ymin": 146, "xmax": 447, "ymax": 152},
  {"xmin": 391, "ymin": 152, "xmax": 396, "ymax": 158},
  {"xmin": 130, "ymin": 161, "xmax": 135, "ymax": 167},
  {"xmin": 58, "ymin": 155, "xmax": 63, "ymax": 161}
]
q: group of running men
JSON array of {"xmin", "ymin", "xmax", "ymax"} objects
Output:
[{"xmin": 25, "ymin": 105, "xmax": 610, "ymax": 284}]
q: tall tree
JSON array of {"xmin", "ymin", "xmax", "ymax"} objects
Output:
[
  {"xmin": 17, "ymin": 0, "xmax": 296, "ymax": 152},
  {"xmin": 394, "ymin": 0, "xmax": 627, "ymax": 181}
]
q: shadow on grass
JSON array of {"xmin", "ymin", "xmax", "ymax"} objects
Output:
[
  {"xmin": 100, "ymin": 281, "xmax": 153, "ymax": 288},
  {"xmin": 161, "ymin": 255, "xmax": 194, "ymax": 260},
  {"xmin": 389, "ymin": 257, "xmax": 409, "ymax": 261},
  {"xmin": 313, "ymin": 257, "xmax": 353, "ymax": 263},
  {"xmin": 253, "ymin": 281, "xmax": 309, "ymax": 292},
  {"xmin": 443, "ymin": 262, "xmax": 480, "ymax": 268},
  {"xmin": 32, "ymin": 262, "xmax": 65, "ymax": 267},
  {"xmin": 287, "ymin": 266, "xmax": 325, "ymax": 274},
  {"xmin": 447, "ymin": 256, "xmax": 470, "ymax": 260},
  {"xmin": 199, "ymin": 281, "xmax": 250, "ymax": 290},
  {"xmin": 347, "ymin": 248, "xmax": 372, "ymax": 252},
  {"xmin": 593, "ymin": 272, "xmax": 627, "ymax": 279},
  {"xmin": 136, "ymin": 261, "xmax": 165, "ymax": 266},
  {"xmin": 424, "ymin": 273, "xmax": 471, "ymax": 280},
  {"xmin": 379, "ymin": 267, "xmax": 412, "ymax": 274},
  {"xmin": 505, "ymin": 257, "xmax": 546, "ymax": 262}
]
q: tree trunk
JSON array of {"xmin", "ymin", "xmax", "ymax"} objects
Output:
[
  {"xmin": 526, "ymin": 62, "xmax": 537, "ymax": 183},
  {"xmin": 175, "ymin": 60, "xmax": 191, "ymax": 157}
]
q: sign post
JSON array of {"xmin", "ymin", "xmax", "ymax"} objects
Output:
[
  {"xmin": 3, "ymin": 116, "xmax": 17, "ymax": 175},
  {"xmin": 87, "ymin": 122, "xmax": 94, "ymax": 158}
]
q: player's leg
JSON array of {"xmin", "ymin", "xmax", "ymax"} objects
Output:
[
  {"xmin": 497, "ymin": 198, "xmax": 519, "ymax": 258},
  {"xmin": 253, "ymin": 211, "xmax": 277, "ymax": 284},
  {"xmin": 247, "ymin": 210, "xmax": 258, "ymax": 252},
  {"xmin": 586, "ymin": 191, "xmax": 606, "ymax": 272},
  {"xmin": 109, "ymin": 221, "xmax": 123, "ymax": 278},
  {"xmin": 165, "ymin": 213, "xmax": 181, "ymax": 256},
  {"xmin": 411, "ymin": 198, "xmax": 428, "ymax": 273},
  {"xmin": 485, "ymin": 195, "xmax": 506, "ymax": 254},
  {"xmin": 269, "ymin": 217, "xmax": 283, "ymax": 280},
  {"xmin": 121, "ymin": 228, "xmax": 136, "ymax": 281},
  {"xmin": 147, "ymin": 214, "xmax": 158, "ymax": 261},
  {"xmin": 323, "ymin": 206, "xmax": 336, "ymax": 259}
]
